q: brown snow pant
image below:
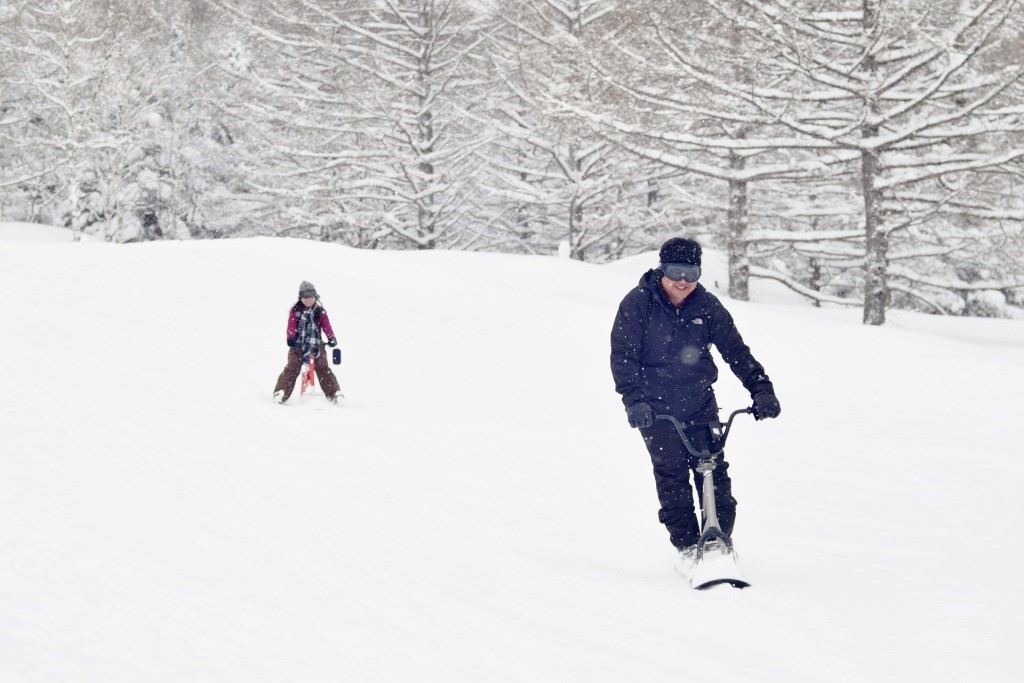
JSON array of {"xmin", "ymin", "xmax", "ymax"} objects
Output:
[{"xmin": 273, "ymin": 347, "xmax": 341, "ymax": 402}]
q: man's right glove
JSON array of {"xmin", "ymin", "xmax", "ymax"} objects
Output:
[
  {"xmin": 626, "ymin": 402, "xmax": 654, "ymax": 429},
  {"xmin": 287, "ymin": 337, "xmax": 297, "ymax": 347},
  {"xmin": 751, "ymin": 391, "xmax": 781, "ymax": 421}
]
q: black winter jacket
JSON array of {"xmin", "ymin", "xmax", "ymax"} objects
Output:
[{"xmin": 610, "ymin": 270, "xmax": 774, "ymax": 422}]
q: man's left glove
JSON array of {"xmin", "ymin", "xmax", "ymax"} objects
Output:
[
  {"xmin": 751, "ymin": 391, "xmax": 781, "ymax": 420},
  {"xmin": 327, "ymin": 337, "xmax": 337, "ymax": 347},
  {"xmin": 626, "ymin": 402, "xmax": 654, "ymax": 429}
]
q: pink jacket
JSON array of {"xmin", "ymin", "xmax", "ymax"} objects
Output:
[{"xmin": 286, "ymin": 303, "xmax": 336, "ymax": 340}]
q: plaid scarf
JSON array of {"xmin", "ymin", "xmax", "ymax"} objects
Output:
[{"xmin": 296, "ymin": 306, "xmax": 322, "ymax": 362}]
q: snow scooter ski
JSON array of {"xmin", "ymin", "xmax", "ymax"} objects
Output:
[
  {"xmin": 293, "ymin": 337, "xmax": 344, "ymax": 408},
  {"xmin": 656, "ymin": 407, "xmax": 753, "ymax": 590}
]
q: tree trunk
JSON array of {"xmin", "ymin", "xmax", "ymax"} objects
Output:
[
  {"xmin": 860, "ymin": 0, "xmax": 887, "ymax": 325},
  {"xmin": 860, "ymin": 148, "xmax": 888, "ymax": 325},
  {"xmin": 727, "ymin": 152, "xmax": 750, "ymax": 301},
  {"xmin": 569, "ymin": 195, "xmax": 583, "ymax": 259},
  {"xmin": 69, "ymin": 177, "xmax": 83, "ymax": 243},
  {"xmin": 568, "ymin": 144, "xmax": 583, "ymax": 260}
]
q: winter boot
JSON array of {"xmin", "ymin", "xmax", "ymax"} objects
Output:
[{"xmin": 674, "ymin": 545, "xmax": 698, "ymax": 580}]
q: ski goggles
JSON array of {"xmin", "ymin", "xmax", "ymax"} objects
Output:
[{"xmin": 661, "ymin": 263, "xmax": 701, "ymax": 283}]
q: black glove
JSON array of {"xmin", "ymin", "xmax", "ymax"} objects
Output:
[
  {"xmin": 286, "ymin": 337, "xmax": 297, "ymax": 347},
  {"xmin": 752, "ymin": 391, "xmax": 781, "ymax": 420},
  {"xmin": 626, "ymin": 402, "xmax": 654, "ymax": 429},
  {"xmin": 327, "ymin": 337, "xmax": 337, "ymax": 347}
]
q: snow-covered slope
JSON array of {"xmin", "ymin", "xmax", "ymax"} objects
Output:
[{"xmin": 1, "ymin": 227, "xmax": 1022, "ymax": 682}]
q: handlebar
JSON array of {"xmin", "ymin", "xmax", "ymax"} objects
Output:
[{"xmin": 654, "ymin": 407, "xmax": 753, "ymax": 460}]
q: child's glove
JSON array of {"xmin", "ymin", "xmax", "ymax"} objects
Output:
[
  {"xmin": 327, "ymin": 337, "xmax": 337, "ymax": 347},
  {"xmin": 287, "ymin": 337, "xmax": 297, "ymax": 347}
]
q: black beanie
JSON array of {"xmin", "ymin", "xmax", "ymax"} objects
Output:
[
  {"xmin": 659, "ymin": 238, "xmax": 702, "ymax": 266},
  {"xmin": 298, "ymin": 280, "xmax": 318, "ymax": 298}
]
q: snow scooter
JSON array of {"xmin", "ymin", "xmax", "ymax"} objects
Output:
[
  {"xmin": 299, "ymin": 338, "xmax": 343, "ymax": 397},
  {"xmin": 655, "ymin": 407, "xmax": 753, "ymax": 590}
]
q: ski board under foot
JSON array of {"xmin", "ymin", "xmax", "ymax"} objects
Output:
[{"xmin": 690, "ymin": 549, "xmax": 750, "ymax": 590}]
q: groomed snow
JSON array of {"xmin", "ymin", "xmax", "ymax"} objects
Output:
[{"xmin": 1, "ymin": 225, "xmax": 1022, "ymax": 682}]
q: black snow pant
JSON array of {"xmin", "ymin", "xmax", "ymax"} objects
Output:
[{"xmin": 639, "ymin": 417, "xmax": 737, "ymax": 550}]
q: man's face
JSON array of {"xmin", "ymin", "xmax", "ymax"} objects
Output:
[
  {"xmin": 660, "ymin": 263, "xmax": 700, "ymax": 303},
  {"xmin": 661, "ymin": 275, "xmax": 697, "ymax": 303}
]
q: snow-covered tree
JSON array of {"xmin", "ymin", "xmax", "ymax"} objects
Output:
[
  {"xmin": 340, "ymin": 0, "xmax": 490, "ymax": 249},
  {"xmin": 0, "ymin": 1, "xmax": 47, "ymax": 222},
  {"xmin": 218, "ymin": 0, "xmax": 489, "ymax": 249},
  {"xmin": 543, "ymin": 0, "xmax": 864, "ymax": 301},
  {"xmin": 2, "ymin": 0, "xmax": 1020, "ymax": 319},
  {"xmin": 1, "ymin": 0, "xmax": 253, "ymax": 241},
  {"xmin": 575, "ymin": 0, "xmax": 1024, "ymax": 320},
  {"xmin": 15, "ymin": 0, "xmax": 114, "ymax": 240},
  {"xmin": 212, "ymin": 0, "xmax": 373, "ymax": 243},
  {"xmin": 699, "ymin": 0, "xmax": 1024, "ymax": 323},
  {"xmin": 122, "ymin": 0, "xmax": 244, "ymax": 242},
  {"xmin": 477, "ymin": 0, "xmax": 672, "ymax": 261}
]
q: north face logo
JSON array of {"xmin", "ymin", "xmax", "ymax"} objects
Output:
[{"xmin": 691, "ymin": 318, "xmax": 703, "ymax": 325}]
